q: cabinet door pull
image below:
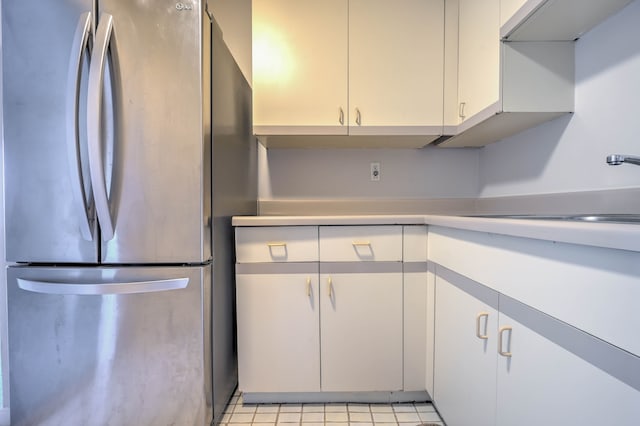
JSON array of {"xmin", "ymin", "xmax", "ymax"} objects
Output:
[
  {"xmin": 327, "ymin": 276, "xmax": 333, "ymax": 298},
  {"xmin": 459, "ymin": 102, "xmax": 466, "ymax": 119},
  {"xmin": 306, "ymin": 276, "xmax": 312, "ymax": 297},
  {"xmin": 339, "ymin": 107, "xmax": 345, "ymax": 125},
  {"xmin": 476, "ymin": 312, "xmax": 489, "ymax": 340},
  {"xmin": 267, "ymin": 242, "xmax": 286, "ymax": 247},
  {"xmin": 355, "ymin": 108, "xmax": 362, "ymax": 126},
  {"xmin": 498, "ymin": 326, "xmax": 513, "ymax": 357},
  {"xmin": 352, "ymin": 241, "xmax": 371, "ymax": 247}
]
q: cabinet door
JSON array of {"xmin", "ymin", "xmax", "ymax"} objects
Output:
[
  {"xmin": 457, "ymin": 0, "xmax": 500, "ymax": 123},
  {"xmin": 252, "ymin": 0, "xmax": 348, "ymax": 134},
  {"xmin": 496, "ymin": 299, "xmax": 640, "ymax": 426},
  {"xmin": 236, "ymin": 269, "xmax": 320, "ymax": 392},
  {"xmin": 320, "ymin": 270, "xmax": 403, "ymax": 391},
  {"xmin": 348, "ymin": 0, "xmax": 444, "ymax": 134},
  {"xmin": 433, "ymin": 269, "xmax": 498, "ymax": 426}
]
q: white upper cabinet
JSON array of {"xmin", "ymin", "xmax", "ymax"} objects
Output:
[
  {"xmin": 456, "ymin": 0, "xmax": 501, "ymax": 125},
  {"xmin": 347, "ymin": 0, "xmax": 444, "ymax": 136},
  {"xmin": 439, "ymin": 0, "xmax": 574, "ymax": 148},
  {"xmin": 252, "ymin": 0, "xmax": 348, "ymax": 136},
  {"xmin": 252, "ymin": 0, "xmax": 445, "ymax": 148},
  {"xmin": 501, "ymin": 0, "xmax": 634, "ymax": 41}
]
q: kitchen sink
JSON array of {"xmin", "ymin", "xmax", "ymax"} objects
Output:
[{"xmin": 466, "ymin": 214, "xmax": 640, "ymax": 224}]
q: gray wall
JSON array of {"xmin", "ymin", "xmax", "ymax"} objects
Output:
[
  {"xmin": 259, "ymin": 147, "xmax": 480, "ymax": 200},
  {"xmin": 0, "ymin": 0, "xmax": 9, "ymax": 420}
]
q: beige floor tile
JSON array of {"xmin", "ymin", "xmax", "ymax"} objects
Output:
[
  {"xmin": 278, "ymin": 412, "xmax": 301, "ymax": 423},
  {"xmin": 326, "ymin": 412, "xmax": 349, "ymax": 422},
  {"xmin": 394, "ymin": 412, "xmax": 420, "ymax": 423},
  {"xmin": 372, "ymin": 412, "xmax": 396, "ymax": 423},
  {"xmin": 349, "ymin": 412, "xmax": 373, "ymax": 422},
  {"xmin": 301, "ymin": 412, "xmax": 324, "ymax": 423}
]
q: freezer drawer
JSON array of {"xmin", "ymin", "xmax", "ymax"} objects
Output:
[{"xmin": 7, "ymin": 265, "xmax": 212, "ymax": 426}]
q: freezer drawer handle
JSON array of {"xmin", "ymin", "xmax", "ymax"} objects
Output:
[
  {"xmin": 87, "ymin": 13, "xmax": 116, "ymax": 241},
  {"xmin": 66, "ymin": 11, "xmax": 96, "ymax": 241},
  {"xmin": 17, "ymin": 277, "xmax": 188, "ymax": 296}
]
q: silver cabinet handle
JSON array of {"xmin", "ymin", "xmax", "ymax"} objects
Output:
[
  {"xmin": 459, "ymin": 102, "xmax": 466, "ymax": 119},
  {"xmin": 327, "ymin": 276, "xmax": 333, "ymax": 298},
  {"xmin": 355, "ymin": 108, "xmax": 362, "ymax": 126},
  {"xmin": 66, "ymin": 11, "xmax": 95, "ymax": 242},
  {"xmin": 498, "ymin": 326, "xmax": 513, "ymax": 357},
  {"xmin": 352, "ymin": 240, "xmax": 371, "ymax": 247},
  {"xmin": 339, "ymin": 107, "xmax": 345, "ymax": 125},
  {"xmin": 17, "ymin": 277, "xmax": 188, "ymax": 296},
  {"xmin": 87, "ymin": 13, "xmax": 116, "ymax": 241},
  {"xmin": 476, "ymin": 312, "xmax": 489, "ymax": 340},
  {"xmin": 306, "ymin": 276, "xmax": 312, "ymax": 297}
]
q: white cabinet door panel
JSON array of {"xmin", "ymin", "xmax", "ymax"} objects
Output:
[
  {"xmin": 348, "ymin": 0, "xmax": 444, "ymax": 131},
  {"xmin": 497, "ymin": 303, "xmax": 640, "ymax": 426},
  {"xmin": 433, "ymin": 269, "xmax": 498, "ymax": 426},
  {"xmin": 252, "ymin": 0, "xmax": 348, "ymax": 133},
  {"xmin": 237, "ymin": 271, "xmax": 320, "ymax": 392},
  {"xmin": 457, "ymin": 0, "xmax": 500, "ymax": 122},
  {"xmin": 320, "ymin": 271, "xmax": 403, "ymax": 391}
]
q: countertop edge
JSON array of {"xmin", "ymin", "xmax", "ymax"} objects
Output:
[{"xmin": 232, "ymin": 215, "xmax": 640, "ymax": 253}]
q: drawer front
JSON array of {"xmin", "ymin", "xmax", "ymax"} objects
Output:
[
  {"xmin": 319, "ymin": 225, "xmax": 402, "ymax": 262},
  {"xmin": 236, "ymin": 226, "xmax": 318, "ymax": 263}
]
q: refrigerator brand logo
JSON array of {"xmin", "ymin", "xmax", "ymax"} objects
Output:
[{"xmin": 175, "ymin": 2, "xmax": 193, "ymax": 11}]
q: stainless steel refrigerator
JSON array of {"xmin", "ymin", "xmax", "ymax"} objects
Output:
[{"xmin": 1, "ymin": 0, "xmax": 256, "ymax": 424}]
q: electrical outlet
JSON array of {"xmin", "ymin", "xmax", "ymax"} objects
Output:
[{"xmin": 370, "ymin": 162, "xmax": 381, "ymax": 181}]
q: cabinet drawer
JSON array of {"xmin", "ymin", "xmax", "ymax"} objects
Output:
[
  {"xmin": 236, "ymin": 226, "xmax": 318, "ymax": 263},
  {"xmin": 319, "ymin": 225, "xmax": 402, "ymax": 262}
]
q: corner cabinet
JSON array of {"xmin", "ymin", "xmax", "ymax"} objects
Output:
[
  {"xmin": 235, "ymin": 224, "xmax": 430, "ymax": 401},
  {"xmin": 439, "ymin": 0, "xmax": 574, "ymax": 148},
  {"xmin": 429, "ymin": 226, "xmax": 640, "ymax": 426},
  {"xmin": 252, "ymin": 0, "xmax": 445, "ymax": 148},
  {"xmin": 433, "ymin": 268, "xmax": 498, "ymax": 426}
]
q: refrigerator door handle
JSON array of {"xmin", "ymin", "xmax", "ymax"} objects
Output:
[
  {"xmin": 66, "ymin": 11, "xmax": 96, "ymax": 242},
  {"xmin": 17, "ymin": 277, "xmax": 189, "ymax": 296},
  {"xmin": 87, "ymin": 13, "xmax": 116, "ymax": 241}
]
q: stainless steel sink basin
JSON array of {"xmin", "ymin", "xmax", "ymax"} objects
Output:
[{"xmin": 467, "ymin": 214, "xmax": 640, "ymax": 224}]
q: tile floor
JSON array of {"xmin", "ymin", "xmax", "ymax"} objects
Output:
[{"xmin": 220, "ymin": 389, "xmax": 444, "ymax": 426}]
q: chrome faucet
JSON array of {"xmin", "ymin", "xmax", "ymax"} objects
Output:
[{"xmin": 606, "ymin": 154, "xmax": 640, "ymax": 166}]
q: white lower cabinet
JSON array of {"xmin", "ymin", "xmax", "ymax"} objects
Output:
[
  {"xmin": 433, "ymin": 264, "xmax": 640, "ymax": 426},
  {"xmin": 496, "ymin": 299, "xmax": 640, "ymax": 426},
  {"xmin": 235, "ymin": 224, "xmax": 416, "ymax": 397},
  {"xmin": 319, "ymin": 269, "xmax": 403, "ymax": 391},
  {"xmin": 236, "ymin": 267, "xmax": 320, "ymax": 392},
  {"xmin": 433, "ymin": 268, "xmax": 498, "ymax": 426}
]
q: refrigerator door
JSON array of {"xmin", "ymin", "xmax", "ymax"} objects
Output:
[
  {"xmin": 2, "ymin": 0, "xmax": 98, "ymax": 263},
  {"xmin": 95, "ymin": 0, "xmax": 211, "ymax": 263},
  {"xmin": 7, "ymin": 264, "xmax": 213, "ymax": 426}
]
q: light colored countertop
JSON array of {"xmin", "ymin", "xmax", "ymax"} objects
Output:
[{"xmin": 232, "ymin": 215, "xmax": 640, "ymax": 253}]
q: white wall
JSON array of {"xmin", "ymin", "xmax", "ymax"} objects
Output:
[
  {"xmin": 479, "ymin": 0, "xmax": 640, "ymax": 197},
  {"xmin": 259, "ymin": 146, "xmax": 480, "ymax": 200}
]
